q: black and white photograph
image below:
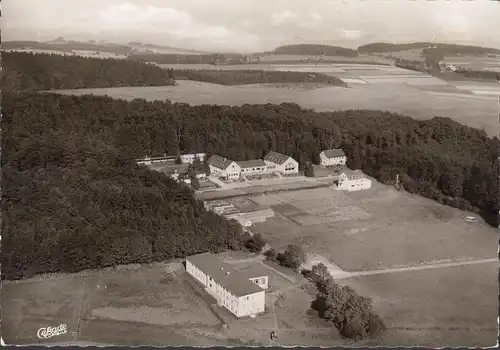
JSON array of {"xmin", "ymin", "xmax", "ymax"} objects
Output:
[{"xmin": 1, "ymin": 0, "xmax": 499, "ymax": 347}]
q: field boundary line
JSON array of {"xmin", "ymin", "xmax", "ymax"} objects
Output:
[{"xmin": 337, "ymin": 257, "xmax": 498, "ymax": 279}]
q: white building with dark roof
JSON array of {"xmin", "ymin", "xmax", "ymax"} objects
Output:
[
  {"xmin": 337, "ymin": 170, "xmax": 371, "ymax": 191},
  {"xmin": 263, "ymin": 151, "xmax": 299, "ymax": 174},
  {"xmin": 320, "ymin": 149, "xmax": 347, "ymax": 167},
  {"xmin": 236, "ymin": 159, "xmax": 267, "ymax": 176},
  {"xmin": 186, "ymin": 252, "xmax": 267, "ymax": 318},
  {"xmin": 207, "ymin": 155, "xmax": 241, "ymax": 180},
  {"xmin": 180, "ymin": 153, "xmax": 206, "ymax": 165}
]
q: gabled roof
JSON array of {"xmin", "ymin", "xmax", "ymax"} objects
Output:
[
  {"xmin": 186, "ymin": 252, "xmax": 264, "ymax": 297},
  {"xmin": 342, "ymin": 169, "xmax": 365, "ymax": 180},
  {"xmin": 263, "ymin": 151, "xmax": 291, "ymax": 165},
  {"xmin": 236, "ymin": 159, "xmax": 266, "ymax": 169},
  {"xmin": 207, "ymin": 155, "xmax": 234, "ymax": 170},
  {"xmin": 321, "ymin": 149, "xmax": 346, "ymax": 158}
]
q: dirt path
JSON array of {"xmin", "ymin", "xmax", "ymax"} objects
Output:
[{"xmin": 335, "ymin": 257, "xmax": 498, "ymax": 280}]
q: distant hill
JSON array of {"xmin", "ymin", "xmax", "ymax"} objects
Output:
[
  {"xmin": 2, "ymin": 40, "xmax": 136, "ymax": 56},
  {"xmin": 358, "ymin": 42, "xmax": 500, "ymax": 56},
  {"xmin": 3, "ymin": 52, "xmax": 175, "ymax": 91},
  {"xmin": 273, "ymin": 44, "xmax": 359, "ymax": 57},
  {"xmin": 127, "ymin": 41, "xmax": 208, "ymax": 54}
]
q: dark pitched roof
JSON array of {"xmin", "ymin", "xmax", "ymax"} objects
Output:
[
  {"xmin": 186, "ymin": 252, "xmax": 264, "ymax": 297},
  {"xmin": 236, "ymin": 159, "xmax": 266, "ymax": 169},
  {"xmin": 321, "ymin": 149, "xmax": 346, "ymax": 158},
  {"xmin": 263, "ymin": 151, "xmax": 291, "ymax": 165},
  {"xmin": 343, "ymin": 169, "xmax": 365, "ymax": 180},
  {"xmin": 207, "ymin": 155, "xmax": 234, "ymax": 170}
]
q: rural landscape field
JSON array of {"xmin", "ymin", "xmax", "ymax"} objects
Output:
[
  {"xmin": 3, "ymin": 176, "xmax": 497, "ymax": 347},
  {"xmin": 2, "ymin": 0, "xmax": 500, "ymax": 346},
  {"xmin": 54, "ymin": 62, "xmax": 500, "ymax": 137}
]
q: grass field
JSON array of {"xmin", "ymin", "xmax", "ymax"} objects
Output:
[
  {"xmin": 1, "ymin": 258, "xmax": 346, "ymax": 347},
  {"xmin": 2, "ymin": 264, "xmax": 222, "ymax": 346},
  {"xmin": 342, "ymin": 262, "xmax": 498, "ymax": 347},
  {"xmin": 252, "ymin": 183, "xmax": 497, "ymax": 271},
  {"xmin": 53, "ymin": 72, "xmax": 499, "ymax": 137},
  {"xmin": 245, "ymin": 178, "xmax": 498, "ymax": 347}
]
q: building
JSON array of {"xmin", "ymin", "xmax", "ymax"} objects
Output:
[
  {"xmin": 180, "ymin": 153, "xmax": 207, "ymax": 165},
  {"xmin": 263, "ymin": 151, "xmax": 299, "ymax": 174},
  {"xmin": 136, "ymin": 155, "xmax": 176, "ymax": 165},
  {"xmin": 337, "ymin": 170, "xmax": 372, "ymax": 191},
  {"xmin": 320, "ymin": 149, "xmax": 347, "ymax": 167},
  {"xmin": 207, "ymin": 155, "xmax": 241, "ymax": 180},
  {"xmin": 164, "ymin": 164, "xmax": 189, "ymax": 181},
  {"xmin": 186, "ymin": 252, "xmax": 267, "ymax": 318},
  {"xmin": 164, "ymin": 164, "xmax": 206, "ymax": 182},
  {"xmin": 236, "ymin": 159, "xmax": 267, "ymax": 176}
]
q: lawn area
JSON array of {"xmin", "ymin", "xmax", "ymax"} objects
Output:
[
  {"xmin": 87, "ymin": 264, "xmax": 220, "ymax": 327},
  {"xmin": 340, "ymin": 262, "xmax": 498, "ymax": 347},
  {"xmin": 2, "ymin": 275, "xmax": 95, "ymax": 344},
  {"xmin": 1, "ymin": 263, "xmax": 222, "ymax": 346},
  {"xmin": 252, "ymin": 184, "xmax": 498, "ymax": 271}
]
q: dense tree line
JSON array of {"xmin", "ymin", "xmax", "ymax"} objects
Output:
[
  {"xmin": 127, "ymin": 53, "xmax": 247, "ymax": 65},
  {"xmin": 172, "ymin": 69, "xmax": 347, "ymax": 86},
  {"xmin": 2, "ymin": 52, "xmax": 175, "ymax": 91},
  {"xmin": 1, "ymin": 92, "xmax": 251, "ymax": 280},
  {"xmin": 395, "ymin": 59, "xmax": 426, "ymax": 72},
  {"xmin": 303, "ymin": 263, "xmax": 385, "ymax": 340},
  {"xmin": 2, "ymin": 40, "xmax": 136, "ymax": 55},
  {"xmin": 358, "ymin": 42, "xmax": 500, "ymax": 55},
  {"xmin": 273, "ymin": 44, "xmax": 359, "ymax": 57},
  {"xmin": 358, "ymin": 42, "xmax": 434, "ymax": 54},
  {"xmin": 454, "ymin": 69, "xmax": 500, "ymax": 81},
  {"xmin": 2, "ymin": 91, "xmax": 498, "ymax": 281}
]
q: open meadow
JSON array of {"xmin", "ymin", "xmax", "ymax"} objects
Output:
[
  {"xmin": 343, "ymin": 262, "xmax": 498, "ymax": 347},
  {"xmin": 52, "ymin": 62, "xmax": 499, "ymax": 137},
  {"xmin": 244, "ymin": 178, "xmax": 498, "ymax": 346},
  {"xmin": 1, "ymin": 257, "xmax": 348, "ymax": 347},
  {"xmin": 251, "ymin": 181, "xmax": 497, "ymax": 271}
]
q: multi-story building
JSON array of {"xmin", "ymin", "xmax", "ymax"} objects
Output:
[
  {"xmin": 237, "ymin": 159, "xmax": 267, "ymax": 176},
  {"xmin": 207, "ymin": 155, "xmax": 242, "ymax": 180},
  {"xmin": 185, "ymin": 252, "xmax": 268, "ymax": 318},
  {"xmin": 337, "ymin": 170, "xmax": 372, "ymax": 191},
  {"xmin": 319, "ymin": 149, "xmax": 347, "ymax": 167},
  {"xmin": 263, "ymin": 151, "xmax": 299, "ymax": 174}
]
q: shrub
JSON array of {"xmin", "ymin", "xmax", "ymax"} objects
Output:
[
  {"xmin": 264, "ymin": 247, "xmax": 277, "ymax": 260},
  {"xmin": 276, "ymin": 244, "xmax": 306, "ymax": 271},
  {"xmin": 308, "ymin": 263, "xmax": 385, "ymax": 340},
  {"xmin": 244, "ymin": 233, "xmax": 266, "ymax": 253}
]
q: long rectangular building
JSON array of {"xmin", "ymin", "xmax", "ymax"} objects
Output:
[{"xmin": 185, "ymin": 252, "xmax": 268, "ymax": 318}]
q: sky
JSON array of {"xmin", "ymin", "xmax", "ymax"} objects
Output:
[{"xmin": 2, "ymin": 0, "xmax": 500, "ymax": 53}]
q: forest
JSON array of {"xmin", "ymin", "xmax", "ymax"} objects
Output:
[
  {"xmin": 171, "ymin": 69, "xmax": 347, "ymax": 86},
  {"xmin": 2, "ymin": 90, "xmax": 498, "ymax": 279},
  {"xmin": 358, "ymin": 42, "xmax": 500, "ymax": 55},
  {"xmin": 2, "ymin": 40, "xmax": 136, "ymax": 55},
  {"xmin": 2, "ymin": 52, "xmax": 175, "ymax": 91},
  {"xmin": 127, "ymin": 53, "xmax": 247, "ymax": 65},
  {"xmin": 454, "ymin": 69, "xmax": 500, "ymax": 81},
  {"xmin": 273, "ymin": 44, "xmax": 359, "ymax": 57}
]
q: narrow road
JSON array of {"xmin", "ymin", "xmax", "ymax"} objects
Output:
[{"xmin": 334, "ymin": 257, "xmax": 498, "ymax": 280}]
